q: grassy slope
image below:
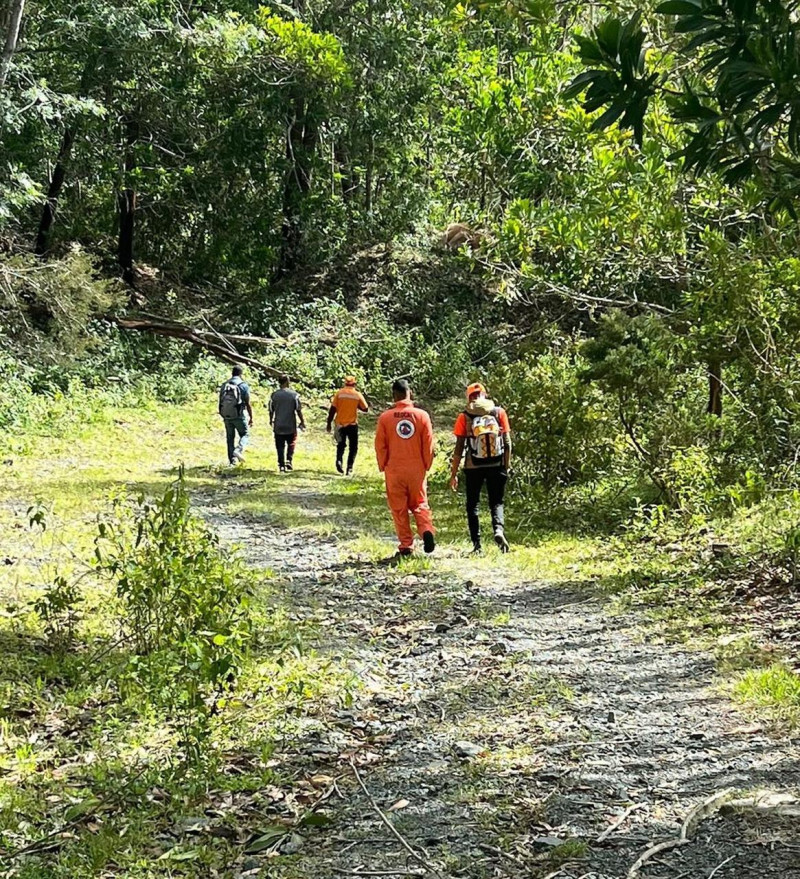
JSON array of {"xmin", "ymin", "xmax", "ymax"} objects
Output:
[{"xmin": 1, "ymin": 390, "xmax": 798, "ymax": 876}]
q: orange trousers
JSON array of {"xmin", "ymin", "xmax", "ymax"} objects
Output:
[{"xmin": 384, "ymin": 469, "xmax": 435, "ymax": 551}]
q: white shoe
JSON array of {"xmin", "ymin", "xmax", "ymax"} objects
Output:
[{"xmin": 232, "ymin": 449, "xmax": 245, "ymax": 463}]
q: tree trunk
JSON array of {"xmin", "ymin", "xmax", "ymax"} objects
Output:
[
  {"xmin": 276, "ymin": 92, "xmax": 318, "ymax": 278},
  {"xmin": 35, "ymin": 128, "xmax": 74, "ymax": 255},
  {"xmin": 118, "ymin": 115, "xmax": 139, "ymax": 285},
  {"xmin": 118, "ymin": 189, "xmax": 135, "ymax": 283},
  {"xmin": 0, "ymin": 0, "xmax": 25, "ymax": 89},
  {"xmin": 365, "ymin": 132, "xmax": 374, "ymax": 214},
  {"xmin": 334, "ymin": 139, "xmax": 351, "ymax": 201},
  {"xmin": 707, "ymin": 359, "xmax": 723, "ymax": 417}
]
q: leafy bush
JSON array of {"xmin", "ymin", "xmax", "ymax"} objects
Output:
[
  {"xmin": 492, "ymin": 337, "xmax": 618, "ymax": 492},
  {"xmin": 580, "ymin": 310, "xmax": 713, "ymax": 506},
  {"xmin": 96, "ymin": 473, "xmax": 253, "ymax": 760},
  {"xmin": 0, "ymin": 249, "xmax": 121, "ymax": 363},
  {"xmin": 33, "ymin": 574, "xmax": 84, "ymax": 652}
]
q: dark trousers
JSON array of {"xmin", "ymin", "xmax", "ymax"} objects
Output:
[
  {"xmin": 275, "ymin": 432, "xmax": 297, "ymax": 468},
  {"xmin": 465, "ymin": 466, "xmax": 507, "ymax": 547},
  {"xmin": 336, "ymin": 424, "xmax": 359, "ymax": 471}
]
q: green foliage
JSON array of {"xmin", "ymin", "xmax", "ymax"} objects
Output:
[
  {"xmin": 33, "ymin": 573, "xmax": 83, "ymax": 651},
  {"xmin": 95, "ymin": 473, "xmax": 253, "ymax": 760},
  {"xmin": 735, "ymin": 664, "xmax": 800, "ymax": 723},
  {"xmin": 567, "ymin": 0, "xmax": 800, "ymax": 203},
  {"xmin": 0, "ymin": 249, "xmax": 121, "ymax": 360},
  {"xmin": 581, "ymin": 311, "xmax": 695, "ymax": 501},
  {"xmin": 492, "ymin": 338, "xmax": 617, "ymax": 492},
  {"xmin": 565, "ymin": 13, "xmax": 657, "ymax": 146}
]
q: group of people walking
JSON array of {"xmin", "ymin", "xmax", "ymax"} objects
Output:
[{"xmin": 218, "ymin": 367, "xmax": 511, "ymax": 558}]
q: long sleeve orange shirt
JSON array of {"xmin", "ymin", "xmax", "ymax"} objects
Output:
[{"xmin": 375, "ymin": 400, "xmax": 434, "ymax": 473}]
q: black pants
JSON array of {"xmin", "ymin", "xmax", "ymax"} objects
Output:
[
  {"xmin": 275, "ymin": 432, "xmax": 297, "ymax": 468},
  {"xmin": 336, "ymin": 424, "xmax": 359, "ymax": 471},
  {"xmin": 465, "ymin": 466, "xmax": 507, "ymax": 547}
]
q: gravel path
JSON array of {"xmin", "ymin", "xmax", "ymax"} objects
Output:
[{"xmin": 197, "ymin": 483, "xmax": 800, "ymax": 879}]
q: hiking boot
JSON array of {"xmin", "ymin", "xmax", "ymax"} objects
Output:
[
  {"xmin": 422, "ymin": 530, "xmax": 436, "ymax": 554},
  {"xmin": 494, "ymin": 529, "xmax": 510, "ymax": 553},
  {"xmin": 336, "ymin": 460, "xmax": 344, "ymax": 474}
]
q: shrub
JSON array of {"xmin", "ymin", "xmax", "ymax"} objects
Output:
[
  {"xmin": 33, "ymin": 574, "xmax": 83, "ymax": 652},
  {"xmin": 492, "ymin": 338, "xmax": 618, "ymax": 492},
  {"xmin": 95, "ymin": 472, "xmax": 253, "ymax": 761}
]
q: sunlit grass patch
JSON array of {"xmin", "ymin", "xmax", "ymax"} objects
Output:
[
  {"xmin": 546, "ymin": 837, "xmax": 589, "ymax": 864},
  {"xmin": 734, "ymin": 663, "xmax": 800, "ymax": 725}
]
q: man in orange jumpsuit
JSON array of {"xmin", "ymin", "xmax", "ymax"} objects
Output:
[{"xmin": 374, "ymin": 379, "xmax": 436, "ymax": 559}]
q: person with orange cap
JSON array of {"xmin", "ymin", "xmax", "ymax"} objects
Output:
[
  {"xmin": 449, "ymin": 382, "xmax": 511, "ymax": 554},
  {"xmin": 327, "ymin": 376, "xmax": 369, "ymax": 475},
  {"xmin": 375, "ymin": 379, "xmax": 436, "ymax": 560}
]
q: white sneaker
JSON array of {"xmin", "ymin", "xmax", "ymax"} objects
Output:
[{"xmin": 232, "ymin": 449, "xmax": 245, "ymax": 463}]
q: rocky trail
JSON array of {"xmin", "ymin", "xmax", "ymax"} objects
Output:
[{"xmin": 198, "ymin": 481, "xmax": 800, "ymax": 879}]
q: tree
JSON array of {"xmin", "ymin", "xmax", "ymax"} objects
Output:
[
  {"xmin": 566, "ymin": 0, "xmax": 800, "ymax": 208},
  {"xmin": 0, "ymin": 0, "xmax": 26, "ymax": 88}
]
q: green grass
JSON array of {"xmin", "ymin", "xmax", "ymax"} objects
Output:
[{"xmin": 734, "ymin": 664, "xmax": 800, "ymax": 725}]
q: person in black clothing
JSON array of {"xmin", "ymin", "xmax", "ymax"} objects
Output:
[{"xmin": 448, "ymin": 382, "xmax": 512, "ymax": 554}]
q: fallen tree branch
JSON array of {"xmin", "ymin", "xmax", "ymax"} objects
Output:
[
  {"xmin": 627, "ymin": 789, "xmax": 737, "ymax": 879},
  {"xmin": 721, "ymin": 791, "xmax": 800, "ymax": 818},
  {"xmin": 349, "ymin": 758, "xmax": 446, "ymax": 879},
  {"xmin": 108, "ymin": 314, "xmax": 287, "ymax": 379},
  {"xmin": 707, "ymin": 855, "xmax": 735, "ymax": 879},
  {"xmin": 596, "ymin": 802, "xmax": 645, "ymax": 843},
  {"xmin": 135, "ymin": 310, "xmax": 338, "ymax": 348}
]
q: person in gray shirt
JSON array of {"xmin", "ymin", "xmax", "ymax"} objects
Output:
[{"xmin": 269, "ymin": 374, "xmax": 306, "ymax": 471}]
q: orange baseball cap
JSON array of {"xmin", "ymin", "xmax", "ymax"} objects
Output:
[
  {"xmin": 344, "ymin": 376, "xmax": 357, "ymax": 386},
  {"xmin": 466, "ymin": 382, "xmax": 485, "ymax": 398}
]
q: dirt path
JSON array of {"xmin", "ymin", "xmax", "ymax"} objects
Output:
[{"xmin": 198, "ymin": 481, "xmax": 800, "ymax": 879}]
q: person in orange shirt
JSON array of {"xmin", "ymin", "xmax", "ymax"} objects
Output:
[
  {"xmin": 449, "ymin": 382, "xmax": 511, "ymax": 554},
  {"xmin": 374, "ymin": 379, "xmax": 436, "ymax": 559},
  {"xmin": 326, "ymin": 376, "xmax": 369, "ymax": 475}
]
